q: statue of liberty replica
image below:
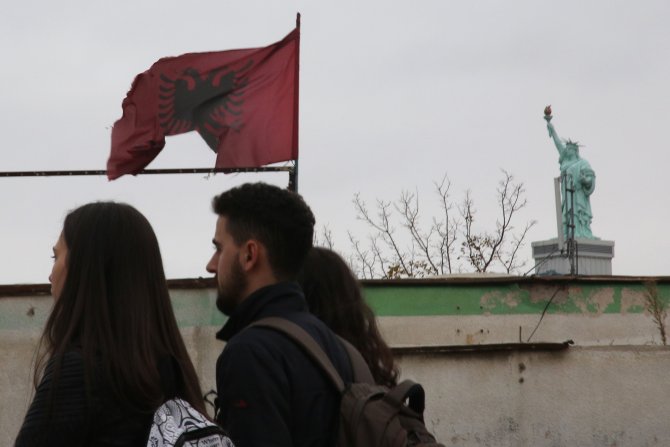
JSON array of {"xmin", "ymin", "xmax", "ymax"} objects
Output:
[
  {"xmin": 531, "ymin": 106, "xmax": 614, "ymax": 275},
  {"xmin": 543, "ymin": 105, "xmax": 596, "ymax": 239}
]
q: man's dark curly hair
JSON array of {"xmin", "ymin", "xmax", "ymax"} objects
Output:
[{"xmin": 212, "ymin": 182, "xmax": 315, "ymax": 280}]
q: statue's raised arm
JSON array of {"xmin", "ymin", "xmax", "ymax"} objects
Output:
[{"xmin": 544, "ymin": 105, "xmax": 565, "ymax": 155}]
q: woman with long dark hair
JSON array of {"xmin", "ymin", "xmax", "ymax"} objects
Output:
[
  {"xmin": 297, "ymin": 247, "xmax": 399, "ymax": 388},
  {"xmin": 16, "ymin": 202, "xmax": 206, "ymax": 446}
]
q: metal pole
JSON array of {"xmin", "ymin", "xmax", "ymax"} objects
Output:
[
  {"xmin": 554, "ymin": 176, "xmax": 564, "ymax": 251},
  {"xmin": 288, "ymin": 160, "xmax": 298, "ymax": 192},
  {"xmin": 0, "ymin": 166, "xmax": 293, "ymax": 178},
  {"xmin": 289, "ymin": 12, "xmax": 301, "ymax": 193},
  {"xmin": 565, "ymin": 173, "xmax": 576, "ymax": 275}
]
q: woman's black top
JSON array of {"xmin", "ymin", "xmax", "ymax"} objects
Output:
[{"xmin": 15, "ymin": 350, "xmax": 173, "ymax": 446}]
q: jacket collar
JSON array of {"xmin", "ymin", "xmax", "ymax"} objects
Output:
[{"xmin": 216, "ymin": 281, "xmax": 307, "ymax": 342}]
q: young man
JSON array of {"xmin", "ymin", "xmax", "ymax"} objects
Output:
[{"xmin": 206, "ymin": 182, "xmax": 352, "ymax": 447}]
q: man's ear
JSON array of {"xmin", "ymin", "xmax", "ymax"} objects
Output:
[{"xmin": 240, "ymin": 240, "xmax": 261, "ymax": 272}]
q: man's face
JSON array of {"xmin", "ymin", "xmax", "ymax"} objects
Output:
[{"xmin": 206, "ymin": 216, "xmax": 248, "ymax": 316}]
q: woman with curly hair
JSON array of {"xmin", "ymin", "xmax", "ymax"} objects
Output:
[{"xmin": 297, "ymin": 247, "xmax": 398, "ymax": 388}]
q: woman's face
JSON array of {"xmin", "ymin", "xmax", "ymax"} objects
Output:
[{"xmin": 49, "ymin": 233, "xmax": 68, "ymax": 301}]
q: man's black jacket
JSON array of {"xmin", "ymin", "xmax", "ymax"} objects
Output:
[{"xmin": 216, "ymin": 281, "xmax": 353, "ymax": 447}]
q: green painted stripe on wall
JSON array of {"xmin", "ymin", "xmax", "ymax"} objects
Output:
[
  {"xmin": 364, "ymin": 285, "xmax": 501, "ymax": 316},
  {"xmin": 0, "ymin": 290, "xmax": 227, "ymax": 332},
  {"xmin": 169, "ymin": 289, "xmax": 226, "ymax": 327},
  {"xmin": 362, "ymin": 283, "xmax": 670, "ymax": 317},
  {"xmin": 1, "ymin": 281, "xmax": 668, "ymax": 330}
]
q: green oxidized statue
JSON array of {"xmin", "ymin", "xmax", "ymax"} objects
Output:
[{"xmin": 544, "ymin": 106, "xmax": 597, "ymax": 239}]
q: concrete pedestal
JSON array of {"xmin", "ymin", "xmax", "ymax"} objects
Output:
[{"xmin": 531, "ymin": 238, "xmax": 615, "ymax": 275}]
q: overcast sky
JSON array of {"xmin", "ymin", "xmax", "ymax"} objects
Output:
[{"xmin": 1, "ymin": 1, "xmax": 669, "ymax": 284}]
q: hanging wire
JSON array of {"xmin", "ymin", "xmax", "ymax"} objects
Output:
[
  {"xmin": 525, "ymin": 287, "xmax": 562, "ymax": 343},
  {"xmin": 522, "ymin": 245, "xmax": 563, "ymax": 276}
]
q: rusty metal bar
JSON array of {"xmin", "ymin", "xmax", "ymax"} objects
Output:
[
  {"xmin": 0, "ymin": 167, "xmax": 293, "ymax": 178},
  {"xmin": 391, "ymin": 340, "xmax": 574, "ymax": 355},
  {"xmin": 0, "ymin": 277, "xmax": 218, "ymax": 297}
]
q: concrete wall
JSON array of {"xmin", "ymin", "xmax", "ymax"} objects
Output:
[
  {"xmin": 2, "ymin": 277, "xmax": 669, "ymax": 446},
  {"xmin": 399, "ymin": 347, "xmax": 670, "ymax": 446}
]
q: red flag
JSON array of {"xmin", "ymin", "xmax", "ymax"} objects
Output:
[{"xmin": 107, "ymin": 28, "xmax": 299, "ymax": 180}]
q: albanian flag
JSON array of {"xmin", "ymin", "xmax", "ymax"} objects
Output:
[{"xmin": 107, "ymin": 27, "xmax": 299, "ymax": 180}]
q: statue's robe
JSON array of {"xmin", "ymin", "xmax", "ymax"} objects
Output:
[{"xmin": 559, "ymin": 157, "xmax": 596, "ymax": 239}]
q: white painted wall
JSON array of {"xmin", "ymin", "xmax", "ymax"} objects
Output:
[
  {"xmin": 2, "ymin": 294, "xmax": 669, "ymax": 446},
  {"xmin": 399, "ymin": 347, "xmax": 670, "ymax": 446}
]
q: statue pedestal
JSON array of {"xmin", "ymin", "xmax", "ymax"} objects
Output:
[{"xmin": 531, "ymin": 238, "xmax": 615, "ymax": 276}]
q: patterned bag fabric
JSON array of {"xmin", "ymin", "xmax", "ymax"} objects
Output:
[{"xmin": 147, "ymin": 398, "xmax": 234, "ymax": 447}]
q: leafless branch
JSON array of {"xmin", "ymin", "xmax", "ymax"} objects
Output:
[
  {"xmin": 644, "ymin": 281, "xmax": 668, "ymax": 345},
  {"xmin": 433, "ymin": 175, "xmax": 457, "ymax": 274},
  {"xmin": 349, "ymin": 170, "xmax": 534, "ymax": 277},
  {"xmin": 347, "ymin": 231, "xmax": 375, "ymax": 279},
  {"xmin": 353, "ymin": 193, "xmax": 410, "ymax": 276},
  {"xmin": 396, "ymin": 190, "xmax": 439, "ymax": 275},
  {"xmin": 314, "ymin": 224, "xmax": 334, "ymax": 250}
]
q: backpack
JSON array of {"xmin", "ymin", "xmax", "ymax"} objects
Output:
[
  {"xmin": 147, "ymin": 398, "xmax": 235, "ymax": 447},
  {"xmin": 251, "ymin": 317, "xmax": 444, "ymax": 447}
]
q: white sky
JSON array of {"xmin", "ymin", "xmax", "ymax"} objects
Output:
[{"xmin": 1, "ymin": 1, "xmax": 669, "ymax": 284}]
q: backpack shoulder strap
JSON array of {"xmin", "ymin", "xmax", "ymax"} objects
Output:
[
  {"xmin": 338, "ymin": 337, "xmax": 375, "ymax": 384},
  {"xmin": 250, "ymin": 317, "xmax": 346, "ymax": 393}
]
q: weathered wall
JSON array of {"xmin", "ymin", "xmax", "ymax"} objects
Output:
[
  {"xmin": 2, "ymin": 277, "xmax": 669, "ymax": 446},
  {"xmin": 398, "ymin": 347, "xmax": 670, "ymax": 446}
]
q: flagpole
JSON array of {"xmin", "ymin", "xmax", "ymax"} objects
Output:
[
  {"xmin": 288, "ymin": 161, "xmax": 298, "ymax": 192},
  {"xmin": 289, "ymin": 12, "xmax": 301, "ymax": 193}
]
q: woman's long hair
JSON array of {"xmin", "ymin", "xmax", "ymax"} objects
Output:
[
  {"xmin": 297, "ymin": 247, "xmax": 398, "ymax": 388},
  {"xmin": 35, "ymin": 202, "xmax": 205, "ymax": 414}
]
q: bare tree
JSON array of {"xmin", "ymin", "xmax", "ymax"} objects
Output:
[
  {"xmin": 352, "ymin": 194, "xmax": 413, "ymax": 278},
  {"xmin": 459, "ymin": 170, "xmax": 536, "ymax": 273},
  {"xmin": 434, "ymin": 175, "xmax": 459, "ymax": 274},
  {"xmin": 348, "ymin": 170, "xmax": 536, "ymax": 278},
  {"xmin": 346, "ymin": 231, "xmax": 383, "ymax": 279},
  {"xmin": 643, "ymin": 280, "xmax": 667, "ymax": 346},
  {"xmin": 314, "ymin": 224, "xmax": 334, "ymax": 250}
]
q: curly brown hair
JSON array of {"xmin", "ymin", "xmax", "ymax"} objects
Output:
[{"xmin": 298, "ymin": 247, "xmax": 398, "ymax": 388}]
